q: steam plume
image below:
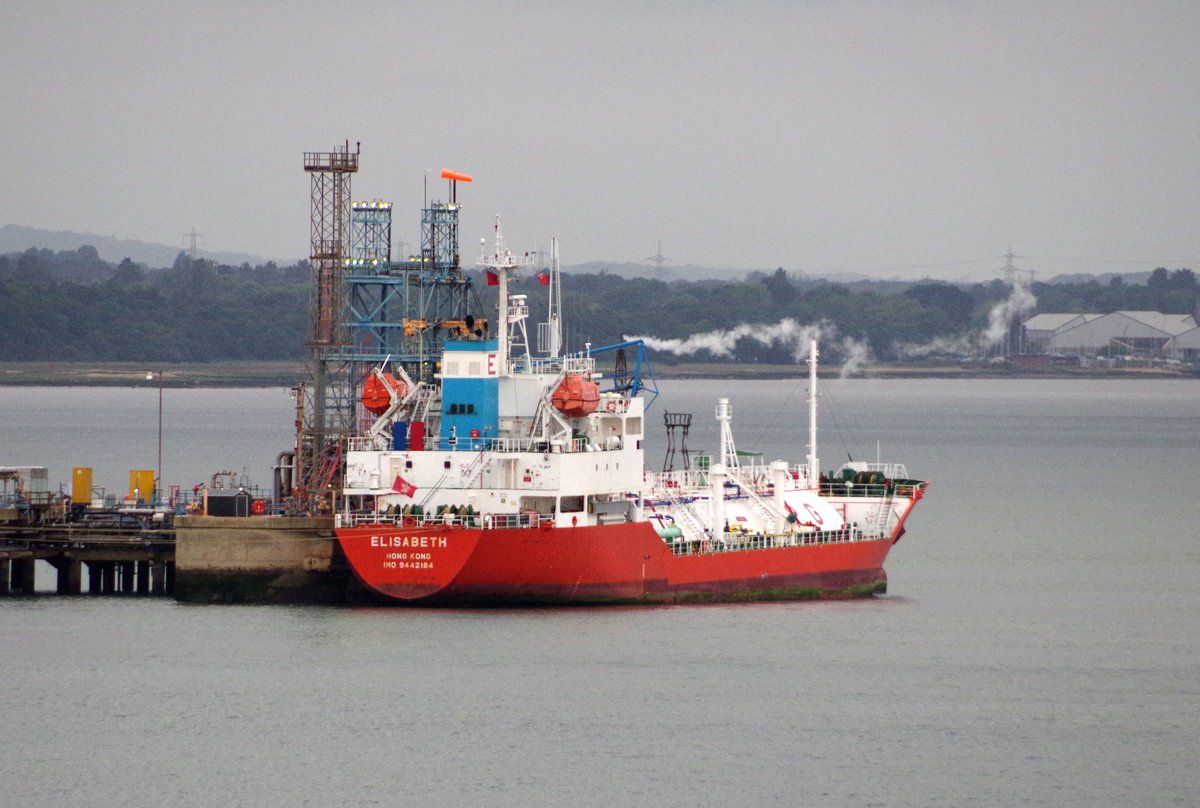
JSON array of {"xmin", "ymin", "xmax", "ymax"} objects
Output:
[
  {"xmin": 895, "ymin": 279, "xmax": 1038, "ymax": 358},
  {"xmin": 628, "ymin": 320, "xmax": 874, "ymax": 377},
  {"xmin": 630, "ymin": 319, "xmax": 821, "ymax": 363}
]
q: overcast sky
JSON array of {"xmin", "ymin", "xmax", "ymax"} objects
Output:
[{"xmin": 3, "ymin": 1, "xmax": 1198, "ymax": 281}]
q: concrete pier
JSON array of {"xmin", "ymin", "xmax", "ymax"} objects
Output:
[
  {"xmin": 174, "ymin": 515, "xmax": 345, "ymax": 604},
  {"xmin": 4, "ymin": 514, "xmax": 343, "ymax": 603}
]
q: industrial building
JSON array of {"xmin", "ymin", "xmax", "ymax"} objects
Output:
[
  {"xmin": 1020, "ymin": 310, "xmax": 1198, "ymax": 361},
  {"xmin": 1021, "ymin": 313, "xmax": 1099, "ymax": 354},
  {"xmin": 1168, "ymin": 325, "xmax": 1200, "ymax": 363}
]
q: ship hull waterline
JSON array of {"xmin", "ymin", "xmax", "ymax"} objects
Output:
[{"xmin": 336, "ymin": 522, "xmax": 897, "ymax": 606}]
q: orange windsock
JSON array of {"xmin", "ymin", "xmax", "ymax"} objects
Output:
[{"xmin": 441, "ymin": 169, "xmax": 473, "ymax": 182}]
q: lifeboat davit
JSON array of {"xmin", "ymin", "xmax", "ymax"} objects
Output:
[
  {"xmin": 551, "ymin": 374, "xmax": 600, "ymax": 418},
  {"xmin": 362, "ymin": 372, "xmax": 406, "ymax": 415}
]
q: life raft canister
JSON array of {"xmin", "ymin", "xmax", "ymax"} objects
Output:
[
  {"xmin": 551, "ymin": 374, "xmax": 600, "ymax": 418},
  {"xmin": 362, "ymin": 372, "xmax": 407, "ymax": 414}
]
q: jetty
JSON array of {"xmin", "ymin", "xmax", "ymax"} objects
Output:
[
  {"xmin": 1, "ymin": 511, "xmax": 349, "ymax": 603},
  {"xmin": 0, "ymin": 512, "xmax": 175, "ymax": 595}
]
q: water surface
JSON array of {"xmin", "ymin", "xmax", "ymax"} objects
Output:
[{"xmin": 2, "ymin": 378, "xmax": 1198, "ymax": 806}]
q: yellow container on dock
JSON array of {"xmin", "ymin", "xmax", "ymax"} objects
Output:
[
  {"xmin": 72, "ymin": 467, "xmax": 93, "ymax": 505},
  {"xmin": 128, "ymin": 469, "xmax": 155, "ymax": 502}
]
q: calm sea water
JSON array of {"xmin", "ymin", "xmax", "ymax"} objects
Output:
[{"xmin": 2, "ymin": 378, "xmax": 1199, "ymax": 807}]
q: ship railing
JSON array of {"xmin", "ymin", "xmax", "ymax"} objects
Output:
[
  {"xmin": 820, "ymin": 479, "xmax": 928, "ymax": 498},
  {"xmin": 480, "ymin": 436, "xmax": 551, "ymax": 454},
  {"xmin": 514, "ymin": 355, "xmax": 596, "ymax": 377},
  {"xmin": 345, "ymin": 433, "xmax": 623, "ymax": 456},
  {"xmin": 832, "ymin": 462, "xmax": 910, "ymax": 480},
  {"xmin": 663, "ymin": 524, "xmax": 885, "ymax": 556},
  {"xmin": 338, "ymin": 510, "xmax": 482, "ymax": 529},
  {"xmin": 347, "ymin": 436, "xmax": 390, "ymax": 452},
  {"xmin": 336, "ymin": 510, "xmax": 552, "ymax": 530},
  {"xmin": 645, "ymin": 468, "xmax": 708, "ymax": 498},
  {"xmin": 482, "ymin": 512, "xmax": 554, "ymax": 530}
]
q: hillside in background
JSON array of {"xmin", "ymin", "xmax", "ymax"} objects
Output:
[
  {"xmin": 0, "ymin": 237, "xmax": 1195, "ymax": 367},
  {"xmin": 0, "ymin": 225, "xmax": 275, "ymax": 270},
  {"xmin": 0, "ymin": 225, "xmax": 1169, "ymax": 286}
]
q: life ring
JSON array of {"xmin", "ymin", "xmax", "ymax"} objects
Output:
[
  {"xmin": 403, "ymin": 515, "xmax": 417, "ymax": 527},
  {"xmin": 251, "ymin": 500, "xmax": 266, "ymax": 515},
  {"xmin": 605, "ymin": 399, "xmax": 617, "ymax": 413}
]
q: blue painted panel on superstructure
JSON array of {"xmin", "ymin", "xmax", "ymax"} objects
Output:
[
  {"xmin": 442, "ymin": 376, "xmax": 498, "ymax": 450},
  {"xmin": 445, "ymin": 338, "xmax": 499, "ymax": 352}
]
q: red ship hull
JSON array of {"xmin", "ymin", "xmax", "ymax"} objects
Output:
[{"xmin": 336, "ymin": 522, "xmax": 896, "ymax": 605}]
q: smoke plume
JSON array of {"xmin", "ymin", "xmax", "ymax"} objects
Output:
[
  {"xmin": 628, "ymin": 319, "xmax": 874, "ymax": 377},
  {"xmin": 838, "ymin": 336, "xmax": 871, "ymax": 378},
  {"xmin": 894, "ymin": 279, "xmax": 1038, "ymax": 358}
]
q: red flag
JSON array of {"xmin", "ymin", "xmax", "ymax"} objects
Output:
[
  {"xmin": 537, "ymin": 271, "xmax": 550, "ymax": 286},
  {"xmin": 486, "ymin": 270, "xmax": 499, "ymax": 286},
  {"xmin": 391, "ymin": 475, "xmax": 417, "ymax": 497}
]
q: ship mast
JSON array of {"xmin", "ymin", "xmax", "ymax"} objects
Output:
[
  {"xmin": 807, "ymin": 338, "xmax": 819, "ymax": 487},
  {"xmin": 477, "ymin": 215, "xmax": 532, "ymax": 374},
  {"xmin": 547, "ymin": 238, "xmax": 562, "ymax": 357},
  {"xmin": 537, "ymin": 239, "xmax": 564, "ymax": 357},
  {"xmin": 717, "ymin": 397, "xmax": 738, "ymax": 472}
]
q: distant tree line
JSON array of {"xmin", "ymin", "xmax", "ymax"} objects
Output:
[
  {"xmin": 0, "ymin": 248, "xmax": 308, "ymax": 361},
  {"xmin": 0, "ymin": 247, "xmax": 1195, "ymax": 364}
]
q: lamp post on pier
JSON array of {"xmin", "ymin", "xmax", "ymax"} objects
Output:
[{"xmin": 146, "ymin": 370, "xmax": 162, "ymax": 503}]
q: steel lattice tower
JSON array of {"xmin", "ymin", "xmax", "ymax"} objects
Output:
[
  {"xmin": 342, "ymin": 195, "xmax": 478, "ymax": 372},
  {"xmin": 296, "ymin": 140, "xmax": 359, "ymax": 511},
  {"xmin": 341, "ymin": 174, "xmax": 478, "ymax": 390},
  {"xmin": 343, "ymin": 200, "xmax": 404, "ymax": 432},
  {"xmin": 289, "ymin": 157, "xmax": 482, "ymax": 512},
  {"xmin": 351, "ymin": 201, "xmax": 392, "ymax": 265}
]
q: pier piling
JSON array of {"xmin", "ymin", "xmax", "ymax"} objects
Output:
[
  {"xmin": 119, "ymin": 561, "xmax": 135, "ymax": 593},
  {"xmin": 52, "ymin": 558, "xmax": 83, "ymax": 595}
]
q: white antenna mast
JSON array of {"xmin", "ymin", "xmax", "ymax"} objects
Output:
[
  {"xmin": 807, "ymin": 338, "xmax": 819, "ymax": 488},
  {"xmin": 549, "ymin": 239, "xmax": 562, "ymax": 356},
  {"xmin": 717, "ymin": 398, "xmax": 739, "ymax": 472},
  {"xmin": 536, "ymin": 239, "xmax": 565, "ymax": 357}
]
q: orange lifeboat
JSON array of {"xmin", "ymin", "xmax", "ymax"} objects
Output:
[
  {"xmin": 551, "ymin": 374, "xmax": 600, "ymax": 418},
  {"xmin": 362, "ymin": 372, "xmax": 406, "ymax": 414}
]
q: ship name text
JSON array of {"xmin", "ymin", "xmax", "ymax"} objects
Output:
[{"xmin": 370, "ymin": 535, "xmax": 449, "ymax": 549}]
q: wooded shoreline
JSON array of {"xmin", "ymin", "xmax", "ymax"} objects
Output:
[{"xmin": 1, "ymin": 360, "xmax": 1193, "ymax": 387}]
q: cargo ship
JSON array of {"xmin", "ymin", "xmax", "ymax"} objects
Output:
[{"xmin": 334, "ymin": 222, "xmax": 927, "ymax": 605}]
